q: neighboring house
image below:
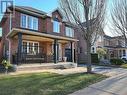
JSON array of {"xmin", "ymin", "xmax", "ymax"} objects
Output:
[
  {"xmin": 0, "ymin": 6, "xmax": 78, "ymax": 64},
  {"xmin": 76, "ymin": 21, "xmax": 105, "ymax": 63},
  {"xmin": 103, "ymin": 35, "xmax": 127, "ymax": 60},
  {"xmin": 77, "ymin": 23, "xmax": 127, "ymax": 63}
]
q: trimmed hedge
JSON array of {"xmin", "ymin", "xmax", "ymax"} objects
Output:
[
  {"xmin": 91, "ymin": 53, "xmax": 99, "ymax": 63},
  {"xmin": 110, "ymin": 59, "xmax": 125, "ymax": 65}
]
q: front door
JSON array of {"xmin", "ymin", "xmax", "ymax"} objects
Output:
[{"xmin": 65, "ymin": 48, "xmax": 71, "ymax": 62}]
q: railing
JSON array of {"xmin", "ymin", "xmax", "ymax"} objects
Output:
[{"xmin": 12, "ymin": 45, "xmax": 54, "ymax": 64}]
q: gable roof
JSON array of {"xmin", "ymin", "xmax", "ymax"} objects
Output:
[
  {"xmin": 47, "ymin": 8, "xmax": 63, "ymax": 18},
  {"xmin": 104, "ymin": 35, "xmax": 112, "ymax": 39},
  {"xmin": 15, "ymin": 6, "xmax": 47, "ymax": 15}
]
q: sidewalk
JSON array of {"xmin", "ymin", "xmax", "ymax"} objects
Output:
[{"xmin": 69, "ymin": 66, "xmax": 127, "ymax": 95}]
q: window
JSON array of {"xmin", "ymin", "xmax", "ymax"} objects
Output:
[
  {"xmin": 22, "ymin": 41, "xmax": 39, "ymax": 54},
  {"xmin": 21, "ymin": 14, "xmax": 27, "ymax": 28},
  {"xmin": 21, "ymin": 14, "xmax": 38, "ymax": 30},
  {"xmin": 22, "ymin": 42, "xmax": 27, "ymax": 53},
  {"xmin": 33, "ymin": 17, "xmax": 38, "ymax": 30},
  {"xmin": 66, "ymin": 27, "xmax": 74, "ymax": 37},
  {"xmin": 80, "ymin": 47, "xmax": 82, "ymax": 53},
  {"xmin": 28, "ymin": 16, "xmax": 33, "ymax": 29},
  {"xmin": 92, "ymin": 47, "xmax": 95, "ymax": 53},
  {"xmin": 53, "ymin": 20, "xmax": 60, "ymax": 33},
  {"xmin": 123, "ymin": 50, "xmax": 126, "ymax": 56}
]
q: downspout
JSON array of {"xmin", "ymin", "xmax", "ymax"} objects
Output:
[{"xmin": 6, "ymin": 13, "xmax": 12, "ymax": 63}]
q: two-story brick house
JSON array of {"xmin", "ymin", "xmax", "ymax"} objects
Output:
[
  {"xmin": 103, "ymin": 35, "xmax": 127, "ymax": 60},
  {"xmin": 0, "ymin": 6, "xmax": 78, "ymax": 64}
]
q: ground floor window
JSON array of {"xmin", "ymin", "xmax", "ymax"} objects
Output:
[
  {"xmin": 123, "ymin": 50, "xmax": 126, "ymax": 56},
  {"xmin": 22, "ymin": 41, "xmax": 39, "ymax": 54}
]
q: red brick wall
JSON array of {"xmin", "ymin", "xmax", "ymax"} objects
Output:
[
  {"xmin": 45, "ymin": 17, "xmax": 53, "ymax": 32},
  {"xmin": 0, "ymin": 40, "xmax": 2, "ymax": 62},
  {"xmin": 11, "ymin": 11, "xmax": 44, "ymax": 32},
  {"xmin": 2, "ymin": 14, "xmax": 10, "ymax": 52},
  {"xmin": 75, "ymin": 28, "xmax": 87, "ymax": 63},
  {"xmin": 1, "ymin": 9, "xmax": 77, "ymax": 63},
  {"xmin": 45, "ymin": 10, "xmax": 66, "ymax": 37},
  {"xmin": 12, "ymin": 11, "xmax": 20, "ymax": 28}
]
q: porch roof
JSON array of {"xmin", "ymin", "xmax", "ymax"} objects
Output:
[{"xmin": 7, "ymin": 28, "xmax": 78, "ymax": 42}]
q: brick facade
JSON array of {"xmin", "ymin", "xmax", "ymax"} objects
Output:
[
  {"xmin": 0, "ymin": 37, "xmax": 2, "ymax": 62},
  {"xmin": 0, "ymin": 6, "xmax": 77, "ymax": 64}
]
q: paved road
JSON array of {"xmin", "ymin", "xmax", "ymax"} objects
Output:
[{"xmin": 69, "ymin": 66, "xmax": 127, "ymax": 95}]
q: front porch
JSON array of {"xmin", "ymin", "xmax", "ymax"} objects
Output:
[{"xmin": 7, "ymin": 28, "xmax": 78, "ymax": 65}]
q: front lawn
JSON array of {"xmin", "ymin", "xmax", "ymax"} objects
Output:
[
  {"xmin": 121, "ymin": 64, "xmax": 127, "ymax": 68},
  {"xmin": 0, "ymin": 72, "xmax": 107, "ymax": 95}
]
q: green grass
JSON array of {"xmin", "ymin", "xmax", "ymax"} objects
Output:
[
  {"xmin": 121, "ymin": 64, "xmax": 127, "ymax": 68},
  {"xmin": 0, "ymin": 72, "xmax": 107, "ymax": 95}
]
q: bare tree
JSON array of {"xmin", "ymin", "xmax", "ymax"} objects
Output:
[
  {"xmin": 59, "ymin": 0, "xmax": 107, "ymax": 73},
  {"xmin": 111, "ymin": 0, "xmax": 127, "ymax": 47}
]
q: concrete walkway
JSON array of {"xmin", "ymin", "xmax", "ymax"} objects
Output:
[
  {"xmin": 69, "ymin": 66, "xmax": 127, "ymax": 95},
  {"xmin": 4, "ymin": 67, "xmax": 87, "ymax": 76}
]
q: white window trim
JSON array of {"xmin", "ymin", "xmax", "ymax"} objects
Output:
[
  {"xmin": 21, "ymin": 14, "xmax": 27, "ymax": 28},
  {"xmin": 21, "ymin": 14, "xmax": 38, "ymax": 30},
  {"xmin": 53, "ymin": 20, "xmax": 60, "ymax": 33},
  {"xmin": 66, "ymin": 27, "xmax": 74, "ymax": 37},
  {"xmin": 22, "ymin": 41, "xmax": 39, "ymax": 54}
]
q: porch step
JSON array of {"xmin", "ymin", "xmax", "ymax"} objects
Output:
[{"xmin": 17, "ymin": 63, "xmax": 77, "ymax": 72}]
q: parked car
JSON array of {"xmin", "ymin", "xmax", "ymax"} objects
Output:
[{"xmin": 121, "ymin": 57, "xmax": 127, "ymax": 61}]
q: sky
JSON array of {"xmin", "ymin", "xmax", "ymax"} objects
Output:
[{"xmin": 0, "ymin": 0, "xmax": 112, "ymax": 37}]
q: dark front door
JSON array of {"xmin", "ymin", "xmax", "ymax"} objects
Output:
[{"xmin": 65, "ymin": 49, "xmax": 71, "ymax": 62}]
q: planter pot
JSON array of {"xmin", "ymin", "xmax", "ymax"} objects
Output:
[{"xmin": 63, "ymin": 57, "xmax": 67, "ymax": 62}]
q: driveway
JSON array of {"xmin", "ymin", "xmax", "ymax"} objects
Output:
[{"xmin": 69, "ymin": 66, "xmax": 127, "ymax": 95}]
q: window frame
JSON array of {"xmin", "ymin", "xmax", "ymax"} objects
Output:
[
  {"xmin": 22, "ymin": 41, "xmax": 39, "ymax": 54},
  {"xmin": 123, "ymin": 50, "xmax": 126, "ymax": 56},
  {"xmin": 65, "ymin": 26, "xmax": 74, "ymax": 37},
  {"xmin": 53, "ymin": 20, "xmax": 60, "ymax": 33},
  {"xmin": 21, "ymin": 14, "xmax": 38, "ymax": 30},
  {"xmin": 21, "ymin": 14, "xmax": 27, "ymax": 28}
]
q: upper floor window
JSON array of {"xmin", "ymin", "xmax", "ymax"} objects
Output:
[
  {"xmin": 66, "ymin": 27, "xmax": 74, "ymax": 37},
  {"xmin": 21, "ymin": 14, "xmax": 27, "ymax": 28},
  {"xmin": 53, "ymin": 20, "xmax": 60, "ymax": 33},
  {"xmin": 21, "ymin": 14, "xmax": 38, "ymax": 30},
  {"xmin": 33, "ymin": 17, "xmax": 38, "ymax": 30}
]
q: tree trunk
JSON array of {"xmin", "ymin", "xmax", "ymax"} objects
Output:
[{"xmin": 86, "ymin": 42, "xmax": 92, "ymax": 73}]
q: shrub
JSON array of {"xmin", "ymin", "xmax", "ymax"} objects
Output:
[
  {"xmin": 110, "ymin": 59, "xmax": 125, "ymax": 65},
  {"xmin": 0, "ymin": 59, "xmax": 17, "ymax": 73},
  {"xmin": 8, "ymin": 65, "xmax": 17, "ymax": 72},
  {"xmin": 91, "ymin": 53, "xmax": 99, "ymax": 64},
  {"xmin": 97, "ymin": 48, "xmax": 107, "ymax": 59},
  {"xmin": 0, "ymin": 64, "xmax": 17, "ymax": 73}
]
